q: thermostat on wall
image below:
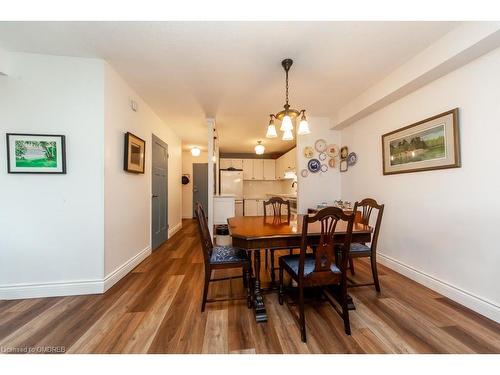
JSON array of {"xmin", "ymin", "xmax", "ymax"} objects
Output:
[{"xmin": 130, "ymin": 99, "xmax": 138, "ymax": 112}]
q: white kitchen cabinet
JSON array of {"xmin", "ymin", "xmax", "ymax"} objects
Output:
[
  {"xmin": 242, "ymin": 159, "xmax": 253, "ymax": 180},
  {"xmin": 220, "ymin": 158, "xmax": 243, "ymax": 170},
  {"xmin": 275, "ymin": 147, "xmax": 296, "ymax": 179},
  {"xmin": 275, "ymin": 157, "xmax": 284, "ymax": 180},
  {"xmin": 219, "ymin": 158, "xmax": 232, "ymax": 169},
  {"xmin": 231, "ymin": 158, "xmax": 243, "ymax": 169},
  {"xmin": 252, "ymin": 159, "xmax": 264, "ymax": 180},
  {"xmin": 263, "ymin": 159, "xmax": 276, "ymax": 180}
]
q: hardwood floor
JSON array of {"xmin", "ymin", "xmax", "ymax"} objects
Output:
[{"xmin": 1, "ymin": 219, "xmax": 499, "ymax": 354}]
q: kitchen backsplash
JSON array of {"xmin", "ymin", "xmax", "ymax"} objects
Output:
[{"xmin": 243, "ymin": 180, "xmax": 296, "ymax": 198}]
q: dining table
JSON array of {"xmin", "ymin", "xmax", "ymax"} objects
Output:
[{"xmin": 227, "ymin": 214, "xmax": 373, "ymax": 323}]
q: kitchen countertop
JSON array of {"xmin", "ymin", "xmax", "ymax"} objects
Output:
[{"xmin": 244, "ymin": 193, "xmax": 297, "ymax": 200}]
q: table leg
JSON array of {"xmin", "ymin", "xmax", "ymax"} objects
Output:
[{"xmin": 253, "ymin": 250, "xmax": 268, "ymax": 322}]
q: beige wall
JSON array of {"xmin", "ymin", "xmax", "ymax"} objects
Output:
[
  {"xmin": 104, "ymin": 64, "xmax": 182, "ymax": 278},
  {"xmin": 340, "ymin": 47, "xmax": 500, "ymax": 322},
  {"xmin": 182, "ymin": 149, "xmax": 208, "ymax": 218}
]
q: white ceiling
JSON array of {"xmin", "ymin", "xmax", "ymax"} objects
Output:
[{"xmin": 0, "ymin": 21, "xmax": 459, "ymax": 153}]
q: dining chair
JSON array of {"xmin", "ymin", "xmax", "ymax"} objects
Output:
[
  {"xmin": 278, "ymin": 207, "xmax": 355, "ymax": 342},
  {"xmin": 339, "ymin": 198, "xmax": 384, "ymax": 292},
  {"xmin": 194, "ymin": 203, "xmax": 252, "ymax": 312},
  {"xmin": 263, "ymin": 197, "xmax": 291, "ymax": 286}
]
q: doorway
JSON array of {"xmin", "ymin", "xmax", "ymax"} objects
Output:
[
  {"xmin": 193, "ymin": 163, "xmax": 208, "ymax": 217},
  {"xmin": 152, "ymin": 134, "xmax": 168, "ymax": 250}
]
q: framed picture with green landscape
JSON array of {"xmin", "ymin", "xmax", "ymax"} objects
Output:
[
  {"xmin": 382, "ymin": 108, "xmax": 460, "ymax": 175},
  {"xmin": 6, "ymin": 133, "xmax": 66, "ymax": 174}
]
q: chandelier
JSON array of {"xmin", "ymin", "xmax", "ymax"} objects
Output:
[{"xmin": 266, "ymin": 58, "xmax": 310, "ymax": 140}]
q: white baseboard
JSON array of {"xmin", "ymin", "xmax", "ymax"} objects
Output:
[
  {"xmin": 378, "ymin": 253, "xmax": 500, "ymax": 323},
  {"xmin": 103, "ymin": 246, "xmax": 151, "ymax": 292},
  {"xmin": 0, "ymin": 279, "xmax": 103, "ymax": 300},
  {"xmin": 168, "ymin": 221, "xmax": 182, "ymax": 238},
  {"xmin": 0, "ymin": 246, "xmax": 152, "ymax": 300}
]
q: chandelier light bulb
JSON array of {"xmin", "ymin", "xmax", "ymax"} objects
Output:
[
  {"xmin": 191, "ymin": 147, "xmax": 201, "ymax": 157},
  {"xmin": 280, "ymin": 114, "xmax": 293, "ymax": 132},
  {"xmin": 282, "ymin": 129, "xmax": 294, "ymax": 141},
  {"xmin": 297, "ymin": 113, "xmax": 311, "ymax": 135},
  {"xmin": 266, "ymin": 116, "xmax": 278, "ymax": 138},
  {"xmin": 254, "ymin": 141, "xmax": 265, "ymax": 155}
]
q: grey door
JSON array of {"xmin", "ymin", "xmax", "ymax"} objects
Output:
[
  {"xmin": 193, "ymin": 163, "xmax": 208, "ymax": 217},
  {"xmin": 152, "ymin": 135, "xmax": 168, "ymax": 250}
]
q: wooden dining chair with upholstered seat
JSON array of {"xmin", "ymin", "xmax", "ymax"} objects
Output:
[
  {"xmin": 194, "ymin": 203, "xmax": 252, "ymax": 312},
  {"xmin": 338, "ymin": 198, "xmax": 384, "ymax": 292},
  {"xmin": 263, "ymin": 196, "xmax": 291, "ymax": 286},
  {"xmin": 278, "ymin": 207, "xmax": 355, "ymax": 342}
]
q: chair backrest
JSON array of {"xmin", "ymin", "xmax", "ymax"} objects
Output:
[
  {"xmin": 353, "ymin": 198, "xmax": 384, "ymax": 251},
  {"xmin": 298, "ymin": 207, "xmax": 355, "ymax": 285},
  {"xmin": 263, "ymin": 196, "xmax": 291, "ymax": 222},
  {"xmin": 194, "ymin": 202, "xmax": 213, "ymax": 268}
]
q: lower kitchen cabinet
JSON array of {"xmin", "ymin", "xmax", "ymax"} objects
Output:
[{"xmin": 244, "ymin": 199, "xmax": 264, "ymax": 216}]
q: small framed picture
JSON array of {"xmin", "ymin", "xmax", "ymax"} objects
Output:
[
  {"xmin": 340, "ymin": 159, "xmax": 348, "ymax": 172},
  {"xmin": 124, "ymin": 132, "xmax": 146, "ymax": 173},
  {"xmin": 6, "ymin": 133, "xmax": 66, "ymax": 174},
  {"xmin": 340, "ymin": 146, "xmax": 349, "ymax": 159}
]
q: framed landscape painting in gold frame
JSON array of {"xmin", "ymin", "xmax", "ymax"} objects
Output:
[
  {"xmin": 382, "ymin": 108, "xmax": 460, "ymax": 175},
  {"xmin": 124, "ymin": 132, "xmax": 146, "ymax": 173}
]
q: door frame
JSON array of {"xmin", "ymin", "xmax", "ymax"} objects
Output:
[{"xmin": 151, "ymin": 134, "xmax": 168, "ymax": 250}]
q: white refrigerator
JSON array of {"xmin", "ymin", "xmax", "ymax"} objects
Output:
[{"xmin": 220, "ymin": 170, "xmax": 244, "ymax": 216}]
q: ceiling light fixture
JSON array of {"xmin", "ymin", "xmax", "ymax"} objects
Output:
[
  {"xmin": 266, "ymin": 58, "xmax": 310, "ymax": 140},
  {"xmin": 191, "ymin": 147, "xmax": 201, "ymax": 157},
  {"xmin": 254, "ymin": 141, "xmax": 265, "ymax": 155}
]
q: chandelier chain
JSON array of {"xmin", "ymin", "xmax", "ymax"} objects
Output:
[{"xmin": 285, "ymin": 68, "xmax": 289, "ymax": 106}]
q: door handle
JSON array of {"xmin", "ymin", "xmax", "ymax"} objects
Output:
[{"xmin": 152, "ymin": 194, "xmax": 158, "ymax": 198}]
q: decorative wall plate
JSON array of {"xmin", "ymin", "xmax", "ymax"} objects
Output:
[
  {"xmin": 314, "ymin": 139, "xmax": 328, "ymax": 153},
  {"xmin": 340, "ymin": 159, "xmax": 348, "ymax": 172},
  {"xmin": 347, "ymin": 152, "xmax": 358, "ymax": 166},
  {"xmin": 326, "ymin": 144, "xmax": 339, "ymax": 157},
  {"xmin": 301, "ymin": 169, "xmax": 309, "ymax": 177},
  {"xmin": 307, "ymin": 158, "xmax": 321, "ymax": 173},
  {"xmin": 340, "ymin": 146, "xmax": 349, "ymax": 159},
  {"xmin": 318, "ymin": 152, "xmax": 327, "ymax": 161},
  {"xmin": 303, "ymin": 146, "xmax": 314, "ymax": 158},
  {"xmin": 320, "ymin": 164, "xmax": 328, "ymax": 172},
  {"xmin": 328, "ymin": 158, "xmax": 336, "ymax": 168}
]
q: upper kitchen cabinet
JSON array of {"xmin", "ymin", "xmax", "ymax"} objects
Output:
[
  {"xmin": 275, "ymin": 147, "xmax": 296, "ymax": 179},
  {"xmin": 243, "ymin": 159, "xmax": 275, "ymax": 180},
  {"xmin": 263, "ymin": 159, "xmax": 276, "ymax": 180},
  {"xmin": 220, "ymin": 158, "xmax": 243, "ymax": 169}
]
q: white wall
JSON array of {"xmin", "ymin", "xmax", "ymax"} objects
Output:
[
  {"xmin": 0, "ymin": 53, "xmax": 105, "ymax": 298},
  {"xmin": 182, "ymin": 149, "xmax": 208, "ymax": 218},
  {"xmin": 104, "ymin": 64, "xmax": 182, "ymax": 279},
  {"xmin": 340, "ymin": 47, "xmax": 500, "ymax": 322},
  {"xmin": 297, "ymin": 117, "xmax": 342, "ymax": 213}
]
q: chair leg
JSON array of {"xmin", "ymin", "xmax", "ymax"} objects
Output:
[
  {"xmin": 265, "ymin": 249, "xmax": 268, "ymax": 270},
  {"xmin": 278, "ymin": 265, "xmax": 284, "ymax": 305},
  {"xmin": 349, "ymin": 256, "xmax": 355, "ymax": 275},
  {"xmin": 244, "ymin": 264, "xmax": 252, "ymax": 309},
  {"xmin": 342, "ymin": 282, "xmax": 351, "ymax": 335},
  {"xmin": 299, "ymin": 285, "xmax": 307, "ymax": 342},
  {"xmin": 201, "ymin": 270, "xmax": 210, "ymax": 312},
  {"xmin": 270, "ymin": 249, "xmax": 276, "ymax": 286},
  {"xmin": 371, "ymin": 254, "xmax": 381, "ymax": 292}
]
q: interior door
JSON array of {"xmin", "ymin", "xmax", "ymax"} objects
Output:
[
  {"xmin": 193, "ymin": 163, "xmax": 209, "ymax": 217},
  {"xmin": 152, "ymin": 135, "xmax": 168, "ymax": 250}
]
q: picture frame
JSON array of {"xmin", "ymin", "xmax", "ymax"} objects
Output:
[
  {"xmin": 340, "ymin": 146, "xmax": 349, "ymax": 159},
  {"xmin": 6, "ymin": 133, "xmax": 66, "ymax": 174},
  {"xmin": 124, "ymin": 132, "xmax": 146, "ymax": 173},
  {"xmin": 339, "ymin": 159, "xmax": 348, "ymax": 172},
  {"xmin": 382, "ymin": 108, "xmax": 460, "ymax": 175}
]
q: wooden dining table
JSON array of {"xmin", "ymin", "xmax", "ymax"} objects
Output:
[{"xmin": 227, "ymin": 214, "xmax": 373, "ymax": 322}]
